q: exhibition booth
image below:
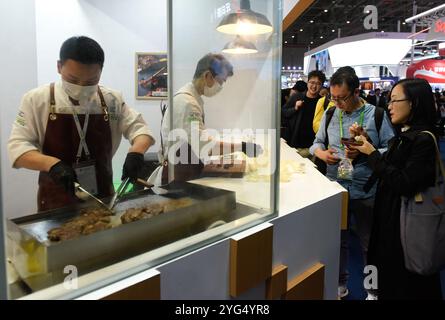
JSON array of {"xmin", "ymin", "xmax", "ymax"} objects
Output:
[{"xmin": 0, "ymin": 0, "xmax": 344, "ymax": 300}]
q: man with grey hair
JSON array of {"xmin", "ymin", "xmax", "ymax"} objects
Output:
[{"xmin": 149, "ymin": 53, "xmax": 262, "ymax": 185}]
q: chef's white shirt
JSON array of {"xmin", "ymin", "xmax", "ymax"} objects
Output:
[
  {"xmin": 8, "ymin": 82, "xmax": 155, "ymax": 167},
  {"xmin": 160, "ymin": 82, "xmax": 208, "ymax": 158},
  {"xmin": 161, "ymin": 82, "xmax": 205, "ymax": 146},
  {"xmin": 149, "ymin": 82, "xmax": 207, "ymax": 186}
]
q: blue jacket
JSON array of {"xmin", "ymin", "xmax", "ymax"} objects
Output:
[{"xmin": 310, "ymin": 103, "xmax": 395, "ymax": 199}]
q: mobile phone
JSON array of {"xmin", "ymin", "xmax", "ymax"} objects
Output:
[{"xmin": 341, "ymin": 137, "xmax": 364, "ymax": 146}]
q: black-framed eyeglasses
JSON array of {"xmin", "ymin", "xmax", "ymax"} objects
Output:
[
  {"xmin": 331, "ymin": 93, "xmax": 352, "ymax": 104},
  {"xmin": 387, "ymin": 98, "xmax": 409, "ymax": 106},
  {"xmin": 209, "ymin": 71, "xmax": 226, "ymax": 85}
]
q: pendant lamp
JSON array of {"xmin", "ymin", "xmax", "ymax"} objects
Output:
[
  {"xmin": 216, "ymin": 0, "xmax": 273, "ymax": 35},
  {"xmin": 222, "ymin": 35, "xmax": 258, "ymax": 54}
]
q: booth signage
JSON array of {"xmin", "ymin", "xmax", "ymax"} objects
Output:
[
  {"xmin": 406, "ymin": 59, "xmax": 445, "ymax": 83},
  {"xmin": 427, "ymin": 17, "xmax": 445, "ymax": 41}
]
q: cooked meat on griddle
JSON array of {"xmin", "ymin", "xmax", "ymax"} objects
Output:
[
  {"xmin": 145, "ymin": 203, "xmax": 164, "ymax": 215},
  {"xmin": 47, "ymin": 208, "xmax": 112, "ymax": 241},
  {"xmin": 82, "ymin": 221, "xmax": 111, "ymax": 235},
  {"xmin": 120, "ymin": 199, "xmax": 193, "ymax": 224},
  {"xmin": 79, "ymin": 208, "xmax": 112, "ymax": 219},
  {"xmin": 120, "ymin": 208, "xmax": 150, "ymax": 224},
  {"xmin": 48, "ymin": 226, "xmax": 82, "ymax": 241},
  {"xmin": 120, "ymin": 203, "xmax": 164, "ymax": 224},
  {"xmin": 48, "ymin": 199, "xmax": 194, "ymax": 239}
]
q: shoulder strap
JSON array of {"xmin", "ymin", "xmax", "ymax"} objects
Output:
[
  {"xmin": 323, "ymin": 106, "xmax": 336, "ymax": 147},
  {"xmin": 97, "ymin": 86, "xmax": 107, "ymax": 108},
  {"xmin": 50, "ymin": 83, "xmax": 56, "ymax": 105},
  {"xmin": 97, "ymin": 86, "xmax": 109, "ymax": 121},
  {"xmin": 374, "ymin": 106, "xmax": 384, "ymax": 135},
  {"xmin": 421, "ymin": 131, "xmax": 445, "ymax": 181},
  {"xmin": 323, "ymin": 95, "xmax": 330, "ymax": 110},
  {"xmin": 49, "ymin": 83, "xmax": 57, "ymax": 120}
]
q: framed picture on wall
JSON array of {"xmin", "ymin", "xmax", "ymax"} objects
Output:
[{"xmin": 135, "ymin": 52, "xmax": 168, "ymax": 100}]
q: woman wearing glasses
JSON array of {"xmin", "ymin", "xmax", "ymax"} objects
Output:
[{"xmin": 351, "ymin": 78, "xmax": 443, "ymax": 300}]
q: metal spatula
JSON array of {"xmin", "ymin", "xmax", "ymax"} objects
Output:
[
  {"xmin": 74, "ymin": 182, "xmax": 113, "ymax": 213},
  {"xmin": 135, "ymin": 178, "xmax": 154, "ymax": 189}
]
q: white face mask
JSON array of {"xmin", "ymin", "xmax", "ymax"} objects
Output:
[
  {"xmin": 203, "ymin": 81, "xmax": 222, "ymax": 97},
  {"xmin": 62, "ymin": 79, "xmax": 98, "ymax": 103}
]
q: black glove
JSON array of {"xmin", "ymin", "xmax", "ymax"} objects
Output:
[
  {"xmin": 122, "ymin": 152, "xmax": 145, "ymax": 182},
  {"xmin": 241, "ymin": 142, "xmax": 263, "ymax": 158},
  {"xmin": 49, "ymin": 161, "xmax": 77, "ymax": 195}
]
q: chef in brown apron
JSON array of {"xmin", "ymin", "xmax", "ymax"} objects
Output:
[
  {"xmin": 148, "ymin": 53, "xmax": 262, "ymax": 186},
  {"xmin": 8, "ymin": 36, "xmax": 155, "ymax": 211}
]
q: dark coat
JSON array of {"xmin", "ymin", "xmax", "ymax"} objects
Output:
[
  {"xmin": 281, "ymin": 92, "xmax": 319, "ymax": 148},
  {"xmin": 367, "ymin": 95, "xmax": 387, "ymax": 109},
  {"xmin": 367, "ymin": 126, "xmax": 443, "ymax": 299},
  {"xmin": 281, "ymin": 92, "xmax": 305, "ymax": 145}
]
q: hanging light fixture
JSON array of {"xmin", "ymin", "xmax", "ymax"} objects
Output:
[
  {"xmin": 216, "ymin": 0, "xmax": 273, "ymax": 35},
  {"xmin": 222, "ymin": 35, "xmax": 258, "ymax": 54}
]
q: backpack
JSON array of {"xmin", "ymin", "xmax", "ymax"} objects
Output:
[{"xmin": 314, "ymin": 105, "xmax": 385, "ymax": 175}]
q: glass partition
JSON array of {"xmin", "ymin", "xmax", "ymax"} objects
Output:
[{"xmin": 167, "ymin": 0, "xmax": 281, "ymax": 213}]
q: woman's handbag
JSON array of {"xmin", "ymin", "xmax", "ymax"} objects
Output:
[{"xmin": 400, "ymin": 131, "xmax": 445, "ymax": 275}]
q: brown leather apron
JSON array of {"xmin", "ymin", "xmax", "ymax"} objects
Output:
[
  {"xmin": 161, "ymin": 144, "xmax": 204, "ymax": 185},
  {"xmin": 37, "ymin": 83, "xmax": 114, "ymax": 211}
]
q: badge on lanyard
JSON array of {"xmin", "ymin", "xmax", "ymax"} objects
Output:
[
  {"xmin": 72, "ymin": 105, "xmax": 99, "ymax": 195},
  {"xmin": 73, "ymin": 159, "xmax": 98, "ymax": 195}
]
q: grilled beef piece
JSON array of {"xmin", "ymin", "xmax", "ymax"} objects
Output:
[
  {"xmin": 120, "ymin": 208, "xmax": 151, "ymax": 224},
  {"xmin": 47, "ymin": 208, "xmax": 112, "ymax": 241},
  {"xmin": 145, "ymin": 203, "xmax": 164, "ymax": 215},
  {"xmin": 82, "ymin": 221, "xmax": 111, "ymax": 235},
  {"xmin": 120, "ymin": 203, "xmax": 165, "ymax": 224},
  {"xmin": 48, "ymin": 226, "xmax": 82, "ymax": 241}
]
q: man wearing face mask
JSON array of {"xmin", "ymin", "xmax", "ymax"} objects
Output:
[
  {"xmin": 8, "ymin": 36, "xmax": 155, "ymax": 211},
  {"xmin": 149, "ymin": 53, "xmax": 262, "ymax": 185}
]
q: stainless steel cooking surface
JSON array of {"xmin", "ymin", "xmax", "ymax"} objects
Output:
[
  {"xmin": 74, "ymin": 182, "xmax": 113, "ymax": 214},
  {"xmin": 6, "ymin": 182, "xmax": 256, "ymax": 293}
]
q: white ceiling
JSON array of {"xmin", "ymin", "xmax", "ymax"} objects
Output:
[{"xmin": 283, "ymin": 0, "xmax": 300, "ymax": 19}]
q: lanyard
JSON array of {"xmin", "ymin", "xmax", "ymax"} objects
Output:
[
  {"xmin": 72, "ymin": 106, "xmax": 91, "ymax": 161},
  {"xmin": 339, "ymin": 108, "xmax": 365, "ymax": 149}
]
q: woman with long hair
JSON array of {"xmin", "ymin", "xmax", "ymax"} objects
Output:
[{"xmin": 351, "ymin": 78, "xmax": 443, "ymax": 299}]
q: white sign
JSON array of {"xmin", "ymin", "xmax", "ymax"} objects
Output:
[{"xmin": 363, "ymin": 5, "xmax": 378, "ymax": 30}]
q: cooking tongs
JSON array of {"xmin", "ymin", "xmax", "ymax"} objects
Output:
[
  {"xmin": 74, "ymin": 182, "xmax": 113, "ymax": 213},
  {"xmin": 108, "ymin": 177, "xmax": 131, "ymax": 211}
]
